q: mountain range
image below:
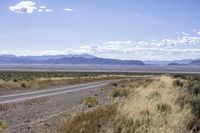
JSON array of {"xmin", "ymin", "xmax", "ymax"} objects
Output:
[
  {"xmin": 0, "ymin": 54, "xmax": 144, "ymax": 66},
  {"xmin": 144, "ymin": 59, "xmax": 193, "ymax": 65},
  {"xmin": 189, "ymin": 59, "xmax": 200, "ymax": 65},
  {"xmin": 0, "ymin": 54, "xmax": 199, "ymax": 66}
]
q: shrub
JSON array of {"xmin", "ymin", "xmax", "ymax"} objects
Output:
[
  {"xmin": 187, "ymin": 118, "xmax": 200, "ymax": 132},
  {"xmin": 190, "ymin": 96, "xmax": 200, "ymax": 118},
  {"xmin": 111, "ymin": 82, "xmax": 118, "ymax": 86},
  {"xmin": 57, "ymin": 105, "xmax": 116, "ymax": 133},
  {"xmin": 113, "ymin": 115, "xmax": 152, "ymax": 133},
  {"xmin": 140, "ymin": 109, "xmax": 150, "ymax": 116},
  {"xmin": 156, "ymin": 103, "xmax": 171, "ymax": 113},
  {"xmin": 184, "ymin": 81, "xmax": 200, "ymax": 96},
  {"xmin": 84, "ymin": 96, "xmax": 98, "ymax": 108},
  {"xmin": 143, "ymin": 79, "xmax": 153, "ymax": 88},
  {"xmin": 147, "ymin": 91, "xmax": 161, "ymax": 100},
  {"xmin": 175, "ymin": 94, "xmax": 188, "ymax": 109},
  {"xmin": 109, "ymin": 89, "xmax": 129, "ymax": 98},
  {"xmin": 191, "ymin": 82, "xmax": 200, "ymax": 96},
  {"xmin": 114, "ymin": 117, "xmax": 135, "ymax": 133},
  {"xmin": 13, "ymin": 79, "xmax": 18, "ymax": 82},
  {"xmin": 173, "ymin": 79, "xmax": 183, "ymax": 88},
  {"xmin": 0, "ymin": 121, "xmax": 7, "ymax": 130},
  {"xmin": 21, "ymin": 83, "xmax": 26, "ymax": 88}
]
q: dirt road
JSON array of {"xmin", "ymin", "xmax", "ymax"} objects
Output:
[{"xmin": 0, "ymin": 79, "xmax": 120, "ymax": 133}]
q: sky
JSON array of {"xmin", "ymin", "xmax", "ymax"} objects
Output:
[{"xmin": 0, "ymin": 0, "xmax": 200, "ymax": 60}]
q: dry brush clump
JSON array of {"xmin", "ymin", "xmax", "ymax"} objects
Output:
[
  {"xmin": 84, "ymin": 96, "xmax": 98, "ymax": 108},
  {"xmin": 53, "ymin": 105, "xmax": 116, "ymax": 133}
]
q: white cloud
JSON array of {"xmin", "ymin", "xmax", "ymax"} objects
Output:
[
  {"xmin": 45, "ymin": 9, "xmax": 53, "ymax": 12},
  {"xmin": 64, "ymin": 8, "xmax": 74, "ymax": 12},
  {"xmin": 197, "ymin": 32, "xmax": 200, "ymax": 35},
  {"xmin": 102, "ymin": 35, "xmax": 200, "ymax": 47},
  {"xmin": 192, "ymin": 29, "xmax": 197, "ymax": 33},
  {"xmin": 181, "ymin": 32, "xmax": 189, "ymax": 36},
  {"xmin": 1, "ymin": 31, "xmax": 200, "ymax": 60},
  {"xmin": 39, "ymin": 6, "xmax": 46, "ymax": 9},
  {"xmin": 9, "ymin": 2, "xmax": 74, "ymax": 14},
  {"xmin": 37, "ymin": 9, "xmax": 43, "ymax": 12},
  {"xmin": 103, "ymin": 41, "xmax": 132, "ymax": 45},
  {"xmin": 71, "ymin": 34, "xmax": 200, "ymax": 60},
  {"xmin": 9, "ymin": 1, "xmax": 37, "ymax": 13},
  {"xmin": 9, "ymin": 1, "xmax": 54, "ymax": 13}
]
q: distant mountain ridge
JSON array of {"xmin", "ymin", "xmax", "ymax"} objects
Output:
[
  {"xmin": 189, "ymin": 59, "xmax": 200, "ymax": 65},
  {"xmin": 144, "ymin": 59, "xmax": 193, "ymax": 65},
  {"xmin": 44, "ymin": 57, "xmax": 144, "ymax": 65},
  {"xmin": 0, "ymin": 54, "xmax": 199, "ymax": 66},
  {"xmin": 0, "ymin": 54, "xmax": 144, "ymax": 66}
]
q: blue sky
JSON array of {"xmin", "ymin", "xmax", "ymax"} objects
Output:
[{"xmin": 1, "ymin": 0, "xmax": 200, "ymax": 60}]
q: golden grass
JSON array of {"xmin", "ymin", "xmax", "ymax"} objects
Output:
[
  {"xmin": 47, "ymin": 105, "xmax": 116, "ymax": 133},
  {"xmin": 115, "ymin": 76, "xmax": 192, "ymax": 133},
  {"xmin": 50, "ymin": 76, "xmax": 193, "ymax": 133}
]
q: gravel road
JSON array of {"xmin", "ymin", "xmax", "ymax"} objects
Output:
[{"xmin": 0, "ymin": 79, "xmax": 120, "ymax": 133}]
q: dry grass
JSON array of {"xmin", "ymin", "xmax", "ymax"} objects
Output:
[
  {"xmin": 114, "ymin": 76, "xmax": 192, "ymax": 133},
  {"xmin": 48, "ymin": 105, "xmax": 116, "ymax": 133},
  {"xmin": 50, "ymin": 76, "xmax": 194, "ymax": 133}
]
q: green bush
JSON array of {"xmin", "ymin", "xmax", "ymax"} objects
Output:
[
  {"xmin": 173, "ymin": 74, "xmax": 200, "ymax": 131},
  {"xmin": 156, "ymin": 103, "xmax": 171, "ymax": 113},
  {"xmin": 114, "ymin": 115, "xmax": 152, "ymax": 133},
  {"xmin": 184, "ymin": 81, "xmax": 200, "ymax": 96},
  {"xmin": 190, "ymin": 96, "xmax": 200, "ymax": 118},
  {"xmin": 191, "ymin": 82, "xmax": 200, "ymax": 96},
  {"xmin": 21, "ymin": 83, "xmax": 26, "ymax": 88},
  {"xmin": 173, "ymin": 79, "xmax": 183, "ymax": 88},
  {"xmin": 109, "ymin": 89, "xmax": 129, "ymax": 98},
  {"xmin": 175, "ymin": 94, "xmax": 189, "ymax": 109},
  {"xmin": 84, "ymin": 96, "xmax": 98, "ymax": 108},
  {"xmin": 111, "ymin": 82, "xmax": 118, "ymax": 86},
  {"xmin": 13, "ymin": 79, "xmax": 18, "ymax": 82},
  {"xmin": 147, "ymin": 91, "xmax": 161, "ymax": 100},
  {"xmin": 0, "ymin": 121, "xmax": 7, "ymax": 130}
]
